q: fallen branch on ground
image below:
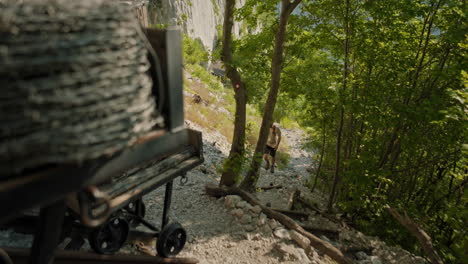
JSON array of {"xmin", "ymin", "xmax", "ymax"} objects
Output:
[
  {"xmin": 257, "ymin": 184, "xmax": 283, "ymax": 190},
  {"xmin": 205, "ymin": 183, "xmax": 352, "ymax": 264},
  {"xmin": 271, "ymin": 208, "xmax": 308, "ymax": 220},
  {"xmin": 299, "ymin": 224, "xmax": 339, "ymax": 237},
  {"xmin": 386, "ymin": 207, "xmax": 443, "ymax": 264}
]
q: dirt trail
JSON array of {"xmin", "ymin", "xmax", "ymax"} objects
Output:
[
  {"xmin": 135, "ymin": 121, "xmax": 328, "ymax": 264},
  {"xmin": 142, "ymin": 122, "xmax": 427, "ymax": 264},
  {"xmin": 0, "ymin": 121, "xmax": 428, "ymax": 264}
]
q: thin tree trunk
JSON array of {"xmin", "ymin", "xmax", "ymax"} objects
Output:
[
  {"xmin": 344, "ymin": 58, "xmax": 358, "ymax": 161},
  {"xmin": 381, "ymin": 1, "xmax": 443, "ymax": 181},
  {"xmin": 388, "ymin": 139, "xmax": 401, "ymax": 171},
  {"xmin": 383, "ymin": 3, "xmax": 443, "ymax": 183},
  {"xmin": 405, "ymin": 0, "xmax": 442, "ymax": 105},
  {"xmin": 354, "ymin": 120, "xmax": 364, "ymax": 156},
  {"xmin": 378, "ymin": 125, "xmax": 402, "ymax": 169},
  {"xmin": 387, "ymin": 207, "xmax": 444, "ymax": 264},
  {"xmin": 240, "ymin": 0, "xmax": 302, "ymax": 191},
  {"xmin": 327, "ymin": 0, "xmax": 350, "ymax": 212},
  {"xmin": 219, "ymin": 0, "xmax": 247, "ymax": 187},
  {"xmin": 311, "ymin": 119, "xmax": 327, "ymax": 192},
  {"xmin": 418, "ymin": 45, "xmax": 451, "ymax": 101},
  {"xmin": 355, "ymin": 64, "xmax": 372, "ymax": 157},
  {"xmin": 426, "ymin": 177, "xmax": 468, "ymax": 214}
]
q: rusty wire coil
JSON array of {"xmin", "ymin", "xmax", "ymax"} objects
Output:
[{"xmin": 0, "ymin": 0, "xmax": 163, "ymax": 177}]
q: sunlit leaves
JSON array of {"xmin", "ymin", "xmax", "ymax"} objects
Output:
[
  {"xmin": 233, "ymin": 1, "xmax": 465, "ymax": 259},
  {"xmin": 288, "ymin": 0, "xmax": 467, "ymax": 262}
]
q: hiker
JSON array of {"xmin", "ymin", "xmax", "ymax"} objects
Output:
[{"xmin": 264, "ymin": 122, "xmax": 281, "ymax": 173}]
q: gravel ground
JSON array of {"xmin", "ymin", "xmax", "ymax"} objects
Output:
[
  {"xmin": 124, "ymin": 121, "xmax": 428, "ymax": 264},
  {"xmin": 0, "ymin": 120, "xmax": 428, "ymax": 264},
  {"xmin": 130, "ymin": 121, "xmax": 330, "ymax": 264},
  {"xmin": 0, "ymin": 120, "xmax": 324, "ymax": 264}
]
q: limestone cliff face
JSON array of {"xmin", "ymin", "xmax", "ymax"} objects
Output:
[{"xmin": 149, "ymin": 0, "xmax": 245, "ymax": 52}]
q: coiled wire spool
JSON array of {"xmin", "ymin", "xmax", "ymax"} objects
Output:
[{"xmin": 0, "ymin": 0, "xmax": 163, "ymax": 177}]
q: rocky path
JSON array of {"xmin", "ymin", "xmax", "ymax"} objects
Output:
[
  {"xmin": 138, "ymin": 122, "xmax": 428, "ymax": 264},
  {"xmin": 135, "ymin": 121, "xmax": 328, "ymax": 264},
  {"xmin": 0, "ymin": 121, "xmax": 320, "ymax": 264},
  {"xmin": 0, "ymin": 121, "xmax": 429, "ymax": 264}
]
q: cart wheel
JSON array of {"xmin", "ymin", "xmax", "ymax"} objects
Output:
[
  {"xmin": 156, "ymin": 222, "xmax": 186, "ymax": 257},
  {"xmin": 0, "ymin": 249, "xmax": 12, "ymax": 264},
  {"xmin": 127, "ymin": 199, "xmax": 146, "ymax": 227},
  {"xmin": 89, "ymin": 217, "xmax": 129, "ymax": 254}
]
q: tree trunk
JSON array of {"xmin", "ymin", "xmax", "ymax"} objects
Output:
[
  {"xmin": 271, "ymin": 208, "xmax": 309, "ymax": 220},
  {"xmin": 219, "ymin": 0, "xmax": 247, "ymax": 187},
  {"xmin": 240, "ymin": 0, "xmax": 302, "ymax": 191},
  {"xmin": 387, "ymin": 207, "xmax": 444, "ymax": 264},
  {"xmin": 378, "ymin": 125, "xmax": 402, "ymax": 169},
  {"xmin": 355, "ymin": 64, "xmax": 372, "ymax": 157},
  {"xmin": 327, "ymin": 0, "xmax": 350, "ymax": 212},
  {"xmin": 344, "ymin": 68, "xmax": 358, "ymax": 161},
  {"xmin": 406, "ymin": 0, "xmax": 441, "ymax": 105},
  {"xmin": 311, "ymin": 119, "xmax": 326, "ymax": 192}
]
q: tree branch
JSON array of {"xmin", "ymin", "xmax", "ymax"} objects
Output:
[
  {"xmin": 285, "ymin": 0, "xmax": 302, "ymax": 16},
  {"xmin": 386, "ymin": 207, "xmax": 444, "ymax": 264}
]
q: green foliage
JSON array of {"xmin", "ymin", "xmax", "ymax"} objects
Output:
[
  {"xmin": 183, "ymin": 35, "xmax": 209, "ymax": 66},
  {"xmin": 180, "ymin": 14, "xmax": 188, "ymax": 23},
  {"xmin": 216, "ymin": 1, "xmax": 466, "ymax": 260},
  {"xmin": 280, "ymin": 117, "xmax": 300, "ymax": 129},
  {"xmin": 187, "ymin": 64, "xmax": 223, "ymax": 91},
  {"xmin": 182, "ymin": 34, "xmax": 222, "ymax": 91},
  {"xmin": 232, "ymin": 27, "xmax": 275, "ymax": 105},
  {"xmin": 148, "ymin": 0, "xmax": 162, "ymax": 9},
  {"xmin": 276, "ymin": 151, "xmax": 291, "ymax": 170},
  {"xmin": 256, "ymin": 0, "xmax": 468, "ymax": 262},
  {"xmin": 233, "ymin": 0, "xmax": 278, "ymax": 107},
  {"xmin": 220, "ymin": 152, "xmax": 248, "ymax": 184},
  {"xmin": 210, "ymin": 0, "xmax": 219, "ymax": 17},
  {"xmin": 211, "ymin": 24, "xmax": 224, "ymax": 62}
]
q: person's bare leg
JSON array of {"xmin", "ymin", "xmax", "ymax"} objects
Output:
[
  {"xmin": 263, "ymin": 154, "xmax": 270, "ymax": 170},
  {"xmin": 270, "ymin": 156, "xmax": 276, "ymax": 173}
]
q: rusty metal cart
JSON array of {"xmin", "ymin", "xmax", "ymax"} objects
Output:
[{"xmin": 0, "ymin": 25, "xmax": 203, "ymax": 264}]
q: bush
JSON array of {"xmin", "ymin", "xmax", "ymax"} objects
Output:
[
  {"xmin": 276, "ymin": 151, "xmax": 290, "ymax": 170},
  {"xmin": 189, "ymin": 64, "xmax": 223, "ymax": 91},
  {"xmin": 183, "ymin": 35, "xmax": 209, "ymax": 66}
]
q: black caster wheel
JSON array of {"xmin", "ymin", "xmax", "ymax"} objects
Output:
[
  {"xmin": 156, "ymin": 222, "xmax": 186, "ymax": 257},
  {"xmin": 126, "ymin": 199, "xmax": 146, "ymax": 227},
  {"xmin": 0, "ymin": 248, "xmax": 12, "ymax": 264},
  {"xmin": 89, "ymin": 217, "xmax": 129, "ymax": 254}
]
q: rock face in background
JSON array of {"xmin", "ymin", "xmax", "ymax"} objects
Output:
[{"xmin": 148, "ymin": 0, "xmax": 246, "ymax": 52}]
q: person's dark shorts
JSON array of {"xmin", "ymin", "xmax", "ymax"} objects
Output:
[{"xmin": 264, "ymin": 145, "xmax": 276, "ymax": 158}]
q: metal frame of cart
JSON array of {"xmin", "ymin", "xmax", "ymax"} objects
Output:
[{"xmin": 0, "ymin": 28, "xmax": 203, "ymax": 264}]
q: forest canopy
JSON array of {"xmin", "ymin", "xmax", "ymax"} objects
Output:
[{"xmin": 222, "ymin": 0, "xmax": 467, "ymax": 262}]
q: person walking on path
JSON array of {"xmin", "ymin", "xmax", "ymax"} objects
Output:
[{"xmin": 264, "ymin": 123, "xmax": 281, "ymax": 173}]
